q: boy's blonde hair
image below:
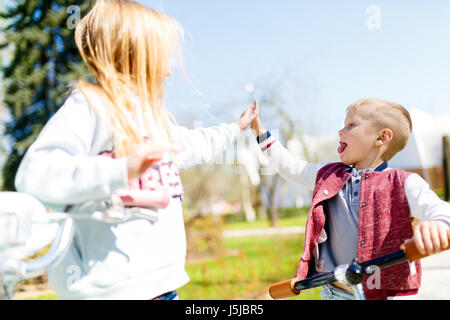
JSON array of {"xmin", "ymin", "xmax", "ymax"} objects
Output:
[
  {"xmin": 74, "ymin": 0, "xmax": 184, "ymax": 157},
  {"xmin": 346, "ymin": 98, "xmax": 412, "ymax": 161}
]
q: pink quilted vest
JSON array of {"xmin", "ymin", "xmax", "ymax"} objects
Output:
[{"xmin": 295, "ymin": 162, "xmax": 421, "ymax": 300}]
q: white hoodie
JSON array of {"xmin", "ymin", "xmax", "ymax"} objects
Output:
[{"xmin": 15, "ymin": 89, "xmax": 241, "ymax": 299}]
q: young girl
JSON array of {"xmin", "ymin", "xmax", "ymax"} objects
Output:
[{"xmin": 14, "ymin": 0, "xmax": 256, "ymax": 300}]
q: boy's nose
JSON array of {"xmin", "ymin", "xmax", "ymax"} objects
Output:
[{"xmin": 338, "ymin": 129, "xmax": 344, "ymax": 137}]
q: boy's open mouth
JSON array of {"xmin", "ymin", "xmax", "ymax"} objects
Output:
[{"xmin": 338, "ymin": 142, "xmax": 347, "ymax": 154}]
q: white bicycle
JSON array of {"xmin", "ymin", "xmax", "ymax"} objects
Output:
[{"xmin": 0, "ymin": 191, "xmax": 158, "ymax": 300}]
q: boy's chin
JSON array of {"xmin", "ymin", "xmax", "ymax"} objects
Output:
[{"xmin": 339, "ymin": 156, "xmax": 354, "ymax": 166}]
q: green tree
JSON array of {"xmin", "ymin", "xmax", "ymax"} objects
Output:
[{"xmin": 0, "ymin": 0, "xmax": 92, "ymax": 190}]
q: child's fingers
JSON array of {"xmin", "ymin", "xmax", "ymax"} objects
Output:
[
  {"xmin": 142, "ymin": 157, "xmax": 162, "ymax": 171},
  {"xmin": 110, "ymin": 194, "xmax": 123, "ymax": 206},
  {"xmin": 241, "ymin": 104, "xmax": 253, "ymax": 118},
  {"xmin": 413, "ymin": 226, "xmax": 426, "ymax": 255},
  {"xmin": 146, "ymin": 143, "xmax": 179, "ymax": 154},
  {"xmin": 137, "ymin": 143, "xmax": 180, "ymax": 163},
  {"xmin": 253, "ymin": 115, "xmax": 262, "ymax": 128},
  {"xmin": 162, "ymin": 144, "xmax": 180, "ymax": 155},
  {"xmin": 430, "ymin": 223, "xmax": 442, "ymax": 253},
  {"xmin": 145, "ymin": 152, "xmax": 165, "ymax": 162},
  {"xmin": 249, "ymin": 110, "xmax": 258, "ymax": 121},
  {"xmin": 438, "ymin": 223, "xmax": 449, "ymax": 250},
  {"xmin": 253, "ymin": 99, "xmax": 259, "ymax": 113},
  {"xmin": 421, "ymin": 224, "xmax": 434, "ymax": 254}
]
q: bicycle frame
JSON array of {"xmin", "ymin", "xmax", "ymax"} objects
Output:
[{"xmin": 269, "ymin": 234, "xmax": 450, "ymax": 300}]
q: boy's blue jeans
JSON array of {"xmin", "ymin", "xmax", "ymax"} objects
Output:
[
  {"xmin": 320, "ymin": 284, "xmax": 355, "ymax": 300},
  {"xmin": 320, "ymin": 284, "xmax": 420, "ymax": 300}
]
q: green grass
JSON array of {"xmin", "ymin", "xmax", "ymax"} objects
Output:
[
  {"xmin": 178, "ymin": 234, "xmax": 321, "ymax": 300},
  {"xmin": 24, "ymin": 293, "xmax": 59, "ymax": 300},
  {"xmin": 224, "ymin": 215, "xmax": 308, "ymax": 231}
]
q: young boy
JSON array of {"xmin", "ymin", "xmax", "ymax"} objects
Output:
[{"xmin": 250, "ymin": 98, "xmax": 450, "ymax": 300}]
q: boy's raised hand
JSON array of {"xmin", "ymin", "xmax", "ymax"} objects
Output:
[
  {"xmin": 250, "ymin": 100, "xmax": 267, "ymax": 137},
  {"xmin": 237, "ymin": 100, "xmax": 258, "ymax": 131},
  {"xmin": 127, "ymin": 142, "xmax": 179, "ymax": 180}
]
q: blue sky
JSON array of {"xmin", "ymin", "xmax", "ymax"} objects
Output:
[
  {"xmin": 139, "ymin": 0, "xmax": 450, "ymax": 136},
  {"xmin": 2, "ymin": 0, "xmax": 450, "ymax": 137}
]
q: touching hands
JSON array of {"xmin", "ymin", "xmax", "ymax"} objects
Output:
[
  {"xmin": 413, "ymin": 221, "xmax": 450, "ymax": 255},
  {"xmin": 127, "ymin": 141, "xmax": 179, "ymax": 181},
  {"xmin": 249, "ymin": 100, "xmax": 266, "ymax": 137},
  {"xmin": 237, "ymin": 100, "xmax": 258, "ymax": 131},
  {"xmin": 237, "ymin": 99, "xmax": 267, "ymax": 136}
]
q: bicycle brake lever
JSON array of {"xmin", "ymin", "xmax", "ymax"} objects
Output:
[
  {"xmin": 91, "ymin": 209, "xmax": 130, "ymax": 224},
  {"xmin": 90, "ymin": 200, "xmax": 158, "ymax": 224}
]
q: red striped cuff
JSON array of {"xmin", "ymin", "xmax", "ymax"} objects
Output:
[{"xmin": 261, "ymin": 140, "xmax": 276, "ymax": 151}]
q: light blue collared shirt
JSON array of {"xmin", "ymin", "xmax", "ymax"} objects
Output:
[{"xmin": 317, "ymin": 162, "xmax": 388, "ymax": 273}]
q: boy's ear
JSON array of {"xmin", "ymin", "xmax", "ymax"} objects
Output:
[{"xmin": 375, "ymin": 128, "xmax": 393, "ymax": 146}]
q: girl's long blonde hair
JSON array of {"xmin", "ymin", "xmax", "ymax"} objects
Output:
[{"xmin": 74, "ymin": 0, "xmax": 183, "ymax": 157}]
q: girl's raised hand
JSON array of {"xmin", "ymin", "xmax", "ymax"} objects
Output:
[
  {"xmin": 127, "ymin": 142, "xmax": 179, "ymax": 180},
  {"xmin": 237, "ymin": 100, "xmax": 258, "ymax": 131}
]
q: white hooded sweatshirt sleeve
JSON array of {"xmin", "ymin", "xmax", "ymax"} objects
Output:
[
  {"xmin": 174, "ymin": 123, "xmax": 241, "ymax": 171},
  {"xmin": 15, "ymin": 91, "xmax": 129, "ymax": 205}
]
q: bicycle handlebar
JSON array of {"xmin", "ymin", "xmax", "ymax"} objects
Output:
[
  {"xmin": 0, "ymin": 198, "xmax": 158, "ymax": 300},
  {"xmin": 269, "ymin": 231, "xmax": 450, "ymax": 299},
  {"xmin": 23, "ymin": 218, "xmax": 75, "ymax": 279},
  {"xmin": 0, "ymin": 191, "xmax": 165, "ymax": 299}
]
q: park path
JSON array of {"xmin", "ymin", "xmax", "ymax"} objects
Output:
[
  {"xmin": 407, "ymin": 249, "xmax": 450, "ymax": 300},
  {"xmin": 226, "ymin": 226, "xmax": 450, "ymax": 300}
]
